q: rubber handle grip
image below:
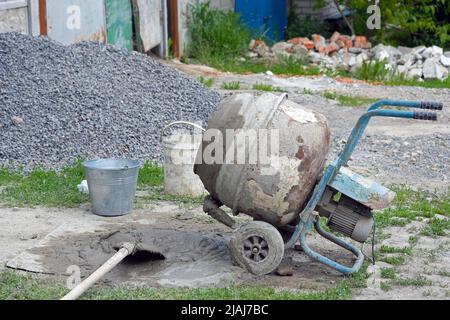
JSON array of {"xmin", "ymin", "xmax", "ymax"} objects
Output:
[
  {"xmin": 413, "ymin": 111, "xmax": 437, "ymax": 121},
  {"xmin": 421, "ymin": 101, "xmax": 443, "ymax": 110}
]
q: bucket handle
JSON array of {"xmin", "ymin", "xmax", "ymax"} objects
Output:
[{"xmin": 160, "ymin": 121, "xmax": 206, "ymax": 143}]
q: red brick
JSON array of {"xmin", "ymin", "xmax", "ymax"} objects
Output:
[
  {"xmin": 287, "ymin": 37, "xmax": 309, "ymax": 45},
  {"xmin": 303, "ymin": 40, "xmax": 315, "ymax": 50},
  {"xmin": 330, "ymin": 31, "xmax": 341, "ymax": 43}
]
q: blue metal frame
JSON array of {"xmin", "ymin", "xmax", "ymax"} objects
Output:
[{"xmin": 286, "ymin": 99, "xmax": 441, "ymax": 274}]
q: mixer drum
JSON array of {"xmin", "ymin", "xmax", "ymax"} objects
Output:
[{"xmin": 194, "ymin": 93, "xmax": 331, "ymax": 227}]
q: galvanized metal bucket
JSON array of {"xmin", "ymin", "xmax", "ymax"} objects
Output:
[
  {"xmin": 83, "ymin": 158, "xmax": 141, "ymax": 217},
  {"xmin": 161, "ymin": 121, "xmax": 206, "ymax": 197}
]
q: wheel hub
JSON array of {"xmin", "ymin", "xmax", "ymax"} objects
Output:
[{"xmin": 244, "ymin": 236, "xmax": 269, "ymax": 262}]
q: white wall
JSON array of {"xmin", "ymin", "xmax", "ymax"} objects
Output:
[{"xmin": 0, "ymin": 0, "xmax": 28, "ymax": 34}]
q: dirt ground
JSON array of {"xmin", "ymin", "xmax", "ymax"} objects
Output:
[{"xmin": 1, "ymin": 63, "xmax": 449, "ymax": 299}]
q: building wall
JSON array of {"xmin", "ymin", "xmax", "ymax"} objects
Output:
[
  {"xmin": 0, "ymin": 0, "xmax": 28, "ymax": 34},
  {"xmin": 290, "ymin": 0, "xmax": 339, "ymax": 20}
]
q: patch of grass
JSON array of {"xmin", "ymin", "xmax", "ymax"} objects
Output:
[
  {"xmin": 380, "ymin": 268, "xmax": 397, "ymax": 279},
  {"xmin": 0, "ymin": 161, "xmax": 165, "ymax": 207},
  {"xmin": 252, "ymin": 83, "xmax": 286, "ymax": 92},
  {"xmin": 0, "ymin": 160, "xmax": 89, "ymax": 207},
  {"xmin": 138, "ymin": 186, "xmax": 204, "ymax": 206},
  {"xmin": 197, "ymin": 76, "xmax": 214, "ymax": 87},
  {"xmin": 394, "ymin": 275, "xmax": 432, "ymax": 287},
  {"xmin": 379, "ymin": 245, "xmax": 412, "ymax": 255},
  {"xmin": 322, "ymin": 90, "xmax": 379, "ymax": 107},
  {"xmin": 302, "ymin": 88, "xmax": 315, "ymax": 95},
  {"xmin": 380, "ymin": 282, "xmax": 392, "ymax": 291},
  {"xmin": 221, "ymin": 81, "xmax": 241, "ymax": 90},
  {"xmin": 408, "ymin": 235, "xmax": 419, "ymax": 246},
  {"xmin": 354, "ymin": 59, "xmax": 450, "ymax": 89},
  {"xmin": 420, "ymin": 217, "xmax": 450, "ymax": 237},
  {"xmin": 186, "ymin": 2, "xmax": 250, "ymax": 63},
  {"xmin": 138, "ymin": 161, "xmax": 164, "ymax": 187},
  {"xmin": 0, "ymin": 270, "xmax": 351, "ymax": 300},
  {"xmin": 379, "ymin": 255, "xmax": 406, "ymax": 266},
  {"xmin": 375, "ymin": 185, "xmax": 450, "ymax": 228}
]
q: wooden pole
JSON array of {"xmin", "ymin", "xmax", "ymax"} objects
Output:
[{"xmin": 38, "ymin": 0, "xmax": 47, "ymax": 36}]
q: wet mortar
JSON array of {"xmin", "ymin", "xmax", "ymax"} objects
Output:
[{"xmin": 32, "ymin": 225, "xmax": 240, "ymax": 287}]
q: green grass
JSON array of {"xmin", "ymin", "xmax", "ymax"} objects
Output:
[
  {"xmin": 197, "ymin": 76, "xmax": 214, "ymax": 88},
  {"xmin": 375, "ymin": 185, "xmax": 450, "ymax": 229},
  {"xmin": 203, "ymin": 54, "xmax": 321, "ymax": 77},
  {"xmin": 221, "ymin": 81, "xmax": 241, "ymax": 90},
  {"xmin": 0, "ymin": 270, "xmax": 352, "ymax": 300},
  {"xmin": 0, "ymin": 161, "xmax": 165, "ymax": 207},
  {"xmin": 252, "ymin": 83, "xmax": 286, "ymax": 92},
  {"xmin": 379, "ymin": 255, "xmax": 406, "ymax": 266},
  {"xmin": 138, "ymin": 161, "xmax": 164, "ymax": 187},
  {"xmin": 322, "ymin": 90, "xmax": 379, "ymax": 107},
  {"xmin": 378, "ymin": 245, "xmax": 412, "ymax": 255},
  {"xmin": 420, "ymin": 217, "xmax": 450, "ymax": 237},
  {"xmin": 394, "ymin": 275, "xmax": 432, "ymax": 287},
  {"xmin": 380, "ymin": 268, "xmax": 397, "ymax": 279}
]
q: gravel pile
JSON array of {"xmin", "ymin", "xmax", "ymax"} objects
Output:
[{"xmin": 0, "ymin": 32, "xmax": 221, "ymax": 171}]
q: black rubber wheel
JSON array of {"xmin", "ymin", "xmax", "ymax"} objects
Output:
[{"xmin": 229, "ymin": 221, "xmax": 284, "ymax": 275}]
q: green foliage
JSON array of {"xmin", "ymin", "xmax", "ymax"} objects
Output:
[
  {"xmin": 381, "ymin": 268, "xmax": 397, "ymax": 279},
  {"xmin": 348, "ymin": 0, "xmax": 450, "ymax": 49},
  {"xmin": 0, "ymin": 160, "xmax": 89, "ymax": 207},
  {"xmin": 286, "ymin": 11, "xmax": 331, "ymax": 39},
  {"xmin": 197, "ymin": 76, "xmax": 214, "ymax": 87},
  {"xmin": 0, "ymin": 270, "xmax": 352, "ymax": 300},
  {"xmin": 394, "ymin": 275, "xmax": 432, "ymax": 287},
  {"xmin": 420, "ymin": 217, "xmax": 450, "ymax": 237},
  {"xmin": 322, "ymin": 90, "xmax": 379, "ymax": 106},
  {"xmin": 252, "ymin": 83, "xmax": 286, "ymax": 92},
  {"xmin": 221, "ymin": 81, "xmax": 241, "ymax": 90},
  {"xmin": 354, "ymin": 59, "xmax": 391, "ymax": 82},
  {"xmin": 187, "ymin": 1, "xmax": 250, "ymax": 63},
  {"xmin": 137, "ymin": 161, "xmax": 164, "ymax": 187}
]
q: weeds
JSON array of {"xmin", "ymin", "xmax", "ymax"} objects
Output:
[
  {"xmin": 394, "ymin": 276, "xmax": 432, "ymax": 287},
  {"xmin": 221, "ymin": 81, "xmax": 241, "ymax": 90},
  {"xmin": 322, "ymin": 90, "xmax": 379, "ymax": 107},
  {"xmin": 252, "ymin": 83, "xmax": 286, "ymax": 92},
  {"xmin": 197, "ymin": 76, "xmax": 214, "ymax": 87},
  {"xmin": 379, "ymin": 245, "xmax": 412, "ymax": 255},
  {"xmin": 187, "ymin": 2, "xmax": 250, "ymax": 63},
  {"xmin": 381, "ymin": 268, "xmax": 397, "ymax": 279},
  {"xmin": 379, "ymin": 255, "xmax": 406, "ymax": 266},
  {"xmin": 420, "ymin": 217, "xmax": 450, "ymax": 237}
]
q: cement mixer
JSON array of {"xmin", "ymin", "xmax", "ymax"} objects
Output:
[{"xmin": 194, "ymin": 93, "xmax": 443, "ymax": 276}]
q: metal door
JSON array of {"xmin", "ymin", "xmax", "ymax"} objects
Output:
[
  {"xmin": 133, "ymin": 0, "xmax": 162, "ymax": 52},
  {"xmin": 105, "ymin": 0, "xmax": 133, "ymax": 50},
  {"xmin": 235, "ymin": 0, "xmax": 287, "ymax": 42}
]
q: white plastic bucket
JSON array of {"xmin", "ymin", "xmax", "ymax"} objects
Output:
[{"xmin": 161, "ymin": 122, "xmax": 206, "ymax": 197}]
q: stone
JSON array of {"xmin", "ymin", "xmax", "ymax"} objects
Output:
[
  {"xmin": 326, "ymin": 42, "xmax": 340, "ymax": 55},
  {"xmin": 291, "ymin": 44, "xmax": 308, "ymax": 57},
  {"xmin": 312, "ymin": 34, "xmax": 326, "ymax": 50},
  {"xmin": 348, "ymin": 47, "xmax": 363, "ymax": 54},
  {"xmin": 406, "ymin": 68, "xmax": 423, "ymax": 79},
  {"xmin": 412, "ymin": 45, "xmax": 426, "ymax": 56},
  {"xmin": 398, "ymin": 46, "xmax": 413, "ymax": 55},
  {"xmin": 275, "ymin": 265, "xmax": 294, "ymax": 276},
  {"xmin": 272, "ymin": 42, "xmax": 294, "ymax": 56},
  {"xmin": 423, "ymin": 58, "xmax": 448, "ymax": 79},
  {"xmin": 246, "ymin": 51, "xmax": 258, "ymax": 59},
  {"xmin": 330, "ymin": 31, "xmax": 341, "ymax": 43},
  {"xmin": 422, "ymin": 45, "xmax": 443, "ymax": 58},
  {"xmin": 338, "ymin": 35, "xmax": 353, "ymax": 49},
  {"xmin": 11, "ymin": 116, "xmax": 24, "ymax": 125},
  {"xmin": 440, "ymin": 55, "xmax": 450, "ymax": 67},
  {"xmin": 252, "ymin": 40, "xmax": 270, "ymax": 57},
  {"xmin": 354, "ymin": 35, "xmax": 371, "ymax": 49},
  {"xmin": 397, "ymin": 53, "xmax": 415, "ymax": 66},
  {"xmin": 444, "ymin": 51, "xmax": 450, "ymax": 58}
]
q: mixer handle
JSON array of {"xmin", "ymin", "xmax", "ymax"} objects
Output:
[
  {"xmin": 160, "ymin": 121, "xmax": 206, "ymax": 142},
  {"xmin": 420, "ymin": 101, "xmax": 443, "ymax": 110},
  {"xmin": 413, "ymin": 111, "xmax": 438, "ymax": 121}
]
